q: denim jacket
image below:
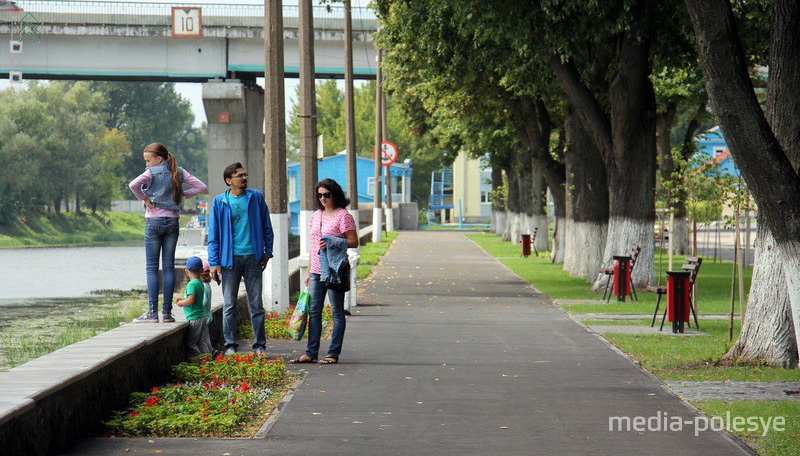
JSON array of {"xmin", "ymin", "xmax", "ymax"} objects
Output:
[
  {"xmin": 320, "ymin": 236, "xmax": 349, "ymax": 285},
  {"xmin": 142, "ymin": 163, "xmax": 185, "ymax": 211}
]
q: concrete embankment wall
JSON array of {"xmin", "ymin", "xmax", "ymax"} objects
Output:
[{"xmin": 0, "ymin": 282, "xmax": 244, "ymax": 455}]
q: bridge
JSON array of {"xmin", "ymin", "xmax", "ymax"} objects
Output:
[
  {"xmin": 0, "ymin": 1, "xmax": 378, "ymax": 81},
  {"xmin": 1, "ymin": 1, "xmax": 379, "ymax": 198}
]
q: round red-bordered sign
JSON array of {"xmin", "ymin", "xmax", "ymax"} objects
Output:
[{"xmin": 373, "ymin": 141, "xmax": 399, "ymax": 166}]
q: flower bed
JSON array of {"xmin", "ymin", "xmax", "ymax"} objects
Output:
[
  {"xmin": 238, "ymin": 307, "xmax": 332, "ymax": 340},
  {"xmin": 106, "ymin": 354, "xmax": 294, "ymax": 437}
]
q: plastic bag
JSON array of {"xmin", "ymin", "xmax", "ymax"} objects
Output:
[{"xmin": 288, "ymin": 288, "xmax": 310, "ymax": 341}]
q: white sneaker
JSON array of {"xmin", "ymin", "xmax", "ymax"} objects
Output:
[
  {"xmin": 224, "ymin": 347, "xmax": 236, "ymax": 356},
  {"xmin": 254, "ymin": 348, "xmax": 266, "ymax": 356}
]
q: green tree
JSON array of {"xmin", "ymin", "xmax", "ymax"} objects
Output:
[{"xmin": 88, "ymin": 81, "xmax": 200, "ymax": 183}]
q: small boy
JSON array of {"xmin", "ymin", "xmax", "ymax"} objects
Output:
[
  {"xmin": 199, "ymin": 260, "xmax": 214, "ymax": 355},
  {"xmin": 175, "ymin": 256, "xmax": 208, "ymax": 357}
]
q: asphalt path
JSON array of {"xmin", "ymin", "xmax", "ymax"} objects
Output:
[{"xmin": 64, "ymin": 231, "xmax": 750, "ymax": 455}]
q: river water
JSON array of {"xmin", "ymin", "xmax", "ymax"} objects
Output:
[{"xmin": 0, "ymin": 243, "xmax": 148, "ymax": 328}]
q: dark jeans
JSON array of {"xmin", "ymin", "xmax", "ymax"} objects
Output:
[
  {"xmin": 144, "ymin": 217, "xmax": 179, "ymax": 314},
  {"xmin": 306, "ymin": 273, "xmax": 346, "ymax": 360},
  {"xmin": 222, "ymin": 255, "xmax": 266, "ymax": 350}
]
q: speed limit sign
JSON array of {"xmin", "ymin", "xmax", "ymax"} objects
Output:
[{"xmin": 374, "ymin": 141, "xmax": 399, "ymax": 166}]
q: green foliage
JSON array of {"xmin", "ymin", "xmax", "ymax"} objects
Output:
[
  {"xmin": 0, "ymin": 81, "xmax": 204, "ymax": 223},
  {"xmin": 87, "ymin": 81, "xmax": 203, "ymax": 184}
]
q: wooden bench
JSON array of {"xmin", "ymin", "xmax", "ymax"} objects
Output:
[
  {"xmin": 647, "ymin": 256, "xmax": 702, "ymax": 330},
  {"xmin": 600, "ymin": 244, "xmax": 642, "ymax": 302}
]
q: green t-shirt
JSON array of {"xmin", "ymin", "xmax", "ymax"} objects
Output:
[{"xmin": 182, "ymin": 278, "xmax": 206, "ymax": 321}]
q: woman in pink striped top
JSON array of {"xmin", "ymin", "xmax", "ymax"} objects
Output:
[{"xmin": 128, "ymin": 143, "xmax": 208, "ymax": 323}]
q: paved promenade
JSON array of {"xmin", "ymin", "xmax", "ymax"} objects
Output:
[{"xmin": 64, "ymin": 232, "xmax": 748, "ymax": 455}]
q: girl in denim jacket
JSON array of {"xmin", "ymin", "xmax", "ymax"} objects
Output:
[{"xmin": 129, "ymin": 143, "xmax": 208, "ymax": 323}]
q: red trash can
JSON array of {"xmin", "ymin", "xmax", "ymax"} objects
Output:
[
  {"xmin": 520, "ymin": 234, "xmax": 531, "ymax": 258},
  {"xmin": 612, "ymin": 255, "xmax": 632, "ymax": 302},
  {"xmin": 667, "ymin": 270, "xmax": 691, "ymax": 333}
]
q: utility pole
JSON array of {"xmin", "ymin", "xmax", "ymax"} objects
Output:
[
  {"xmin": 372, "ymin": 47, "xmax": 383, "ymax": 242},
  {"xmin": 344, "ymin": 0, "xmax": 359, "ymax": 229},
  {"xmin": 299, "ymin": 0, "xmax": 318, "ymax": 259},
  {"xmin": 263, "ymin": 0, "xmax": 288, "ymax": 312},
  {"xmin": 382, "ymin": 81, "xmax": 394, "ymax": 232}
]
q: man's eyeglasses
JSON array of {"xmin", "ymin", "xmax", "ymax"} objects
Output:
[
  {"xmin": 317, "ymin": 192, "xmax": 332, "ymax": 199},
  {"xmin": 232, "ymin": 173, "xmax": 248, "ymax": 179}
]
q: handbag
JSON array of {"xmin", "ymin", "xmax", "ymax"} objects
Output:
[
  {"xmin": 325, "ymin": 260, "xmax": 351, "ymax": 292},
  {"xmin": 288, "ymin": 288, "xmax": 310, "ymax": 340},
  {"xmin": 320, "ymin": 212, "xmax": 351, "ymax": 292}
]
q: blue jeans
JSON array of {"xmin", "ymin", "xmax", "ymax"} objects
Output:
[
  {"xmin": 306, "ymin": 273, "xmax": 346, "ymax": 359},
  {"xmin": 221, "ymin": 255, "xmax": 266, "ymax": 350},
  {"xmin": 145, "ymin": 217, "xmax": 179, "ymax": 314}
]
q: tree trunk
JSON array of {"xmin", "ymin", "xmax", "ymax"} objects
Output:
[
  {"xmin": 672, "ymin": 215, "xmax": 689, "ymax": 255},
  {"xmin": 546, "ymin": 3, "xmax": 657, "ymax": 289},
  {"xmin": 53, "ymin": 196, "xmax": 62, "ymax": 216},
  {"xmin": 563, "ymin": 112, "xmax": 609, "ymax": 281},
  {"xmin": 75, "ymin": 191, "xmax": 82, "ymax": 216},
  {"xmin": 686, "ymin": 0, "xmax": 800, "ymax": 364},
  {"xmin": 490, "ymin": 166, "xmax": 503, "ymax": 234},
  {"xmin": 725, "ymin": 223, "xmax": 798, "ymax": 367},
  {"xmin": 531, "ymin": 167, "xmax": 549, "ymax": 253},
  {"xmin": 551, "ymin": 198, "xmax": 566, "ymax": 264},
  {"xmin": 497, "ymin": 210, "xmax": 507, "ymax": 237}
]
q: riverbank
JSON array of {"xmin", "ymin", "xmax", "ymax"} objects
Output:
[
  {"xmin": 0, "ymin": 213, "xmax": 145, "ymax": 248},
  {"xmin": 0, "ymin": 291, "xmax": 147, "ymax": 371}
]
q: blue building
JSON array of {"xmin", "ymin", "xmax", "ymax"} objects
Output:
[
  {"xmin": 696, "ymin": 126, "xmax": 740, "ymax": 177},
  {"xmin": 287, "ymin": 152, "xmax": 412, "ymax": 233}
]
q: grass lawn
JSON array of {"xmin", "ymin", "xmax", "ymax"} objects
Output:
[
  {"xmin": 0, "ymin": 212, "xmax": 147, "ymax": 248},
  {"xmin": 693, "ymin": 401, "xmax": 800, "ymax": 456},
  {"xmin": 466, "ymin": 232, "xmax": 800, "ymax": 384}
]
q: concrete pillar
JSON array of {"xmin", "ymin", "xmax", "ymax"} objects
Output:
[
  {"xmin": 402, "ymin": 173, "xmax": 411, "ymax": 203},
  {"xmin": 203, "ymin": 80, "xmax": 265, "ymax": 198}
]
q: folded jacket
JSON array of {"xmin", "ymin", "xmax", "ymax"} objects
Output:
[{"xmin": 320, "ymin": 236, "xmax": 349, "ymax": 285}]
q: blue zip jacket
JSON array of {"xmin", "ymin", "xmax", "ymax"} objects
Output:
[{"xmin": 207, "ymin": 189, "xmax": 274, "ymax": 269}]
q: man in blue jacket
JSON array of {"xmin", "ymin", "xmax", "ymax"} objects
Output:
[{"xmin": 208, "ymin": 162, "xmax": 274, "ymax": 356}]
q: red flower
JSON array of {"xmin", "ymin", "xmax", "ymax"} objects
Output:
[
  {"xmin": 130, "ymin": 410, "xmax": 140, "ymax": 417},
  {"xmin": 145, "ymin": 396, "xmax": 160, "ymax": 407},
  {"xmin": 236, "ymin": 381, "xmax": 250, "ymax": 392},
  {"xmin": 230, "ymin": 398, "xmax": 236, "ymax": 405},
  {"xmin": 186, "ymin": 396, "xmax": 194, "ymax": 403},
  {"xmin": 151, "ymin": 387, "xmax": 160, "ymax": 394}
]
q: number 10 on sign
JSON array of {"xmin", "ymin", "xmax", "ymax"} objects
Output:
[
  {"xmin": 375, "ymin": 141, "xmax": 399, "ymax": 166},
  {"xmin": 172, "ymin": 7, "xmax": 202, "ymax": 38}
]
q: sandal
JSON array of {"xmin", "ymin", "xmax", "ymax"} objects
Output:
[
  {"xmin": 289, "ymin": 355, "xmax": 317, "ymax": 364},
  {"xmin": 319, "ymin": 356, "xmax": 338, "ymax": 365}
]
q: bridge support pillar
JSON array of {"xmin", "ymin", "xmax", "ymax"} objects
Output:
[{"xmin": 203, "ymin": 80, "xmax": 265, "ymax": 198}]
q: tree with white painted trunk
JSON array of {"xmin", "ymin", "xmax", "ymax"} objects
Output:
[
  {"xmin": 686, "ymin": 0, "xmax": 800, "ymax": 366},
  {"xmin": 563, "ymin": 112, "xmax": 608, "ymax": 281},
  {"xmin": 542, "ymin": 2, "xmax": 658, "ymax": 289}
]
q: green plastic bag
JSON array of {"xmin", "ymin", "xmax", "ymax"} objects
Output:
[{"xmin": 288, "ymin": 288, "xmax": 310, "ymax": 341}]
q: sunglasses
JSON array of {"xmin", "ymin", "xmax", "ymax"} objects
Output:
[{"xmin": 317, "ymin": 192, "xmax": 332, "ymax": 199}]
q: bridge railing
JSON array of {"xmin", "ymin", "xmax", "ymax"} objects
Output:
[{"xmin": 3, "ymin": 1, "xmax": 378, "ymax": 31}]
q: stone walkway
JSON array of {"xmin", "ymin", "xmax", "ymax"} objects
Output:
[
  {"xmin": 667, "ymin": 382, "xmax": 800, "ymax": 402},
  {"xmin": 64, "ymin": 232, "xmax": 749, "ymax": 455}
]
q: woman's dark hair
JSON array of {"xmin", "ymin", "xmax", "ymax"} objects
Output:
[
  {"xmin": 144, "ymin": 143, "xmax": 182, "ymax": 203},
  {"xmin": 314, "ymin": 178, "xmax": 350, "ymax": 210}
]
